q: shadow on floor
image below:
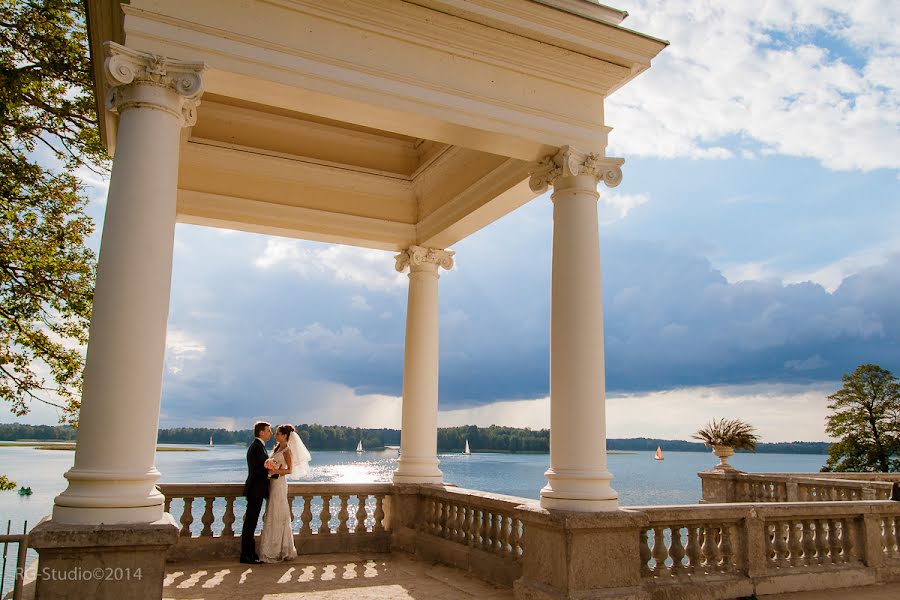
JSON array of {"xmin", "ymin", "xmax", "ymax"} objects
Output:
[{"xmin": 163, "ymin": 553, "xmax": 513, "ymax": 600}]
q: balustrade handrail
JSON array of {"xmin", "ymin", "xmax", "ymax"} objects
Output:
[
  {"xmin": 157, "ymin": 482, "xmax": 394, "ymax": 495},
  {"xmin": 737, "ymin": 473, "xmax": 893, "ymax": 490},
  {"xmin": 636, "ymin": 499, "xmax": 900, "ymax": 520},
  {"xmin": 754, "ymin": 472, "xmax": 900, "ymax": 484}
]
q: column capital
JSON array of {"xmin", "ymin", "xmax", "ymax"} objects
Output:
[
  {"xmin": 529, "ymin": 145, "xmax": 624, "ymax": 194},
  {"xmin": 394, "ymin": 245, "xmax": 455, "ymax": 273},
  {"xmin": 104, "ymin": 42, "xmax": 207, "ymax": 127}
]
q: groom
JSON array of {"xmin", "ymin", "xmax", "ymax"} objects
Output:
[{"xmin": 240, "ymin": 420, "xmax": 278, "ymax": 564}]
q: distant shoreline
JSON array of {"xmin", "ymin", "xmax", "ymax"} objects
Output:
[
  {"xmin": 0, "ymin": 423, "xmax": 832, "ymax": 455},
  {"xmin": 0, "ymin": 441, "xmax": 206, "ymax": 452}
]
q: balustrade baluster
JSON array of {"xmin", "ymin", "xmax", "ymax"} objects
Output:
[
  {"xmin": 484, "ymin": 511, "xmax": 499, "ymax": 550},
  {"xmin": 828, "ymin": 519, "xmax": 842, "ymax": 565},
  {"xmin": 670, "ymin": 526, "xmax": 687, "ymax": 575},
  {"xmin": 720, "ymin": 523, "xmax": 734, "ymax": 572},
  {"xmin": 885, "ymin": 517, "xmax": 899, "ymax": 559},
  {"xmin": 843, "ymin": 518, "xmax": 856, "ymax": 563},
  {"xmin": 499, "ymin": 515, "xmax": 512, "ymax": 554},
  {"xmin": 788, "ymin": 521, "xmax": 803, "ymax": 566},
  {"xmin": 814, "ymin": 520, "xmax": 829, "ymax": 564},
  {"xmin": 180, "ymin": 496, "xmax": 195, "ymax": 537},
  {"xmin": 449, "ymin": 504, "xmax": 460, "ymax": 540},
  {"xmin": 684, "ymin": 526, "xmax": 700, "ymax": 574},
  {"xmin": 801, "ymin": 521, "xmax": 816, "ymax": 565},
  {"xmin": 300, "ymin": 495, "xmax": 313, "ymax": 535},
  {"xmin": 473, "ymin": 509, "xmax": 483, "ymax": 547},
  {"xmin": 490, "ymin": 513, "xmax": 503, "ymax": 552},
  {"xmin": 463, "ymin": 506, "xmax": 473, "ymax": 545},
  {"xmin": 222, "ymin": 497, "xmax": 236, "ymax": 536},
  {"xmin": 356, "ymin": 494, "xmax": 369, "ymax": 533},
  {"xmin": 764, "ymin": 523, "xmax": 776, "ymax": 566},
  {"xmin": 773, "ymin": 522, "xmax": 789, "ymax": 568},
  {"xmin": 510, "ymin": 518, "xmax": 522, "ymax": 558},
  {"xmin": 338, "ymin": 494, "xmax": 350, "ymax": 533},
  {"xmin": 639, "ymin": 529, "xmax": 653, "ymax": 576},
  {"xmin": 373, "ymin": 494, "xmax": 386, "ymax": 533},
  {"xmin": 651, "ymin": 526, "xmax": 669, "ymax": 575},
  {"xmin": 164, "ymin": 496, "xmax": 172, "ymax": 513},
  {"xmin": 288, "ymin": 494, "xmax": 296, "ymax": 524},
  {"xmin": 200, "ymin": 497, "xmax": 215, "ymax": 537},
  {"xmin": 319, "ymin": 494, "xmax": 333, "ymax": 534},
  {"xmin": 438, "ymin": 501, "xmax": 449, "ymax": 538},
  {"xmin": 700, "ymin": 524, "xmax": 716, "ymax": 571}
]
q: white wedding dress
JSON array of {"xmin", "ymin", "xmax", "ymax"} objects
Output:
[{"xmin": 258, "ymin": 447, "xmax": 298, "ymax": 562}]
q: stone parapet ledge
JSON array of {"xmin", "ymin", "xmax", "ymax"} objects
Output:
[{"xmin": 514, "ymin": 506, "xmax": 650, "ymax": 600}]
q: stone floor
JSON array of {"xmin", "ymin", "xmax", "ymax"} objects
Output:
[
  {"xmin": 162, "ymin": 553, "xmax": 513, "ymax": 600},
  {"xmin": 766, "ymin": 583, "xmax": 900, "ymax": 599}
]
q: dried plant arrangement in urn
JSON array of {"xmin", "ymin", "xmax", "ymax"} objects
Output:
[{"xmin": 693, "ymin": 418, "xmax": 760, "ymax": 471}]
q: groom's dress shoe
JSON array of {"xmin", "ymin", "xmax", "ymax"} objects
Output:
[{"xmin": 240, "ymin": 557, "xmax": 263, "ymax": 564}]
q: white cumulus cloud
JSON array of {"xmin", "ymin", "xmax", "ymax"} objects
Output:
[{"xmin": 608, "ymin": 0, "xmax": 900, "ymax": 171}]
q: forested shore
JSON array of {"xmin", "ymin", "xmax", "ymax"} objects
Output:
[{"xmin": 0, "ymin": 423, "xmax": 830, "ymax": 454}]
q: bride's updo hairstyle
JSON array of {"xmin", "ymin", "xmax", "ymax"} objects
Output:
[{"xmin": 275, "ymin": 424, "xmax": 295, "ymax": 451}]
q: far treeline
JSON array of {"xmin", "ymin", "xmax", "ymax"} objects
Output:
[{"xmin": 0, "ymin": 423, "xmax": 831, "ymax": 454}]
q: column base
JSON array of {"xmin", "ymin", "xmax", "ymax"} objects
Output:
[
  {"xmin": 53, "ymin": 467, "xmax": 165, "ymax": 525},
  {"xmin": 393, "ymin": 472, "xmax": 444, "ymax": 484},
  {"xmin": 540, "ymin": 468, "xmax": 619, "ymax": 512},
  {"xmin": 393, "ymin": 455, "xmax": 443, "ymax": 484},
  {"xmin": 29, "ymin": 513, "xmax": 178, "ymax": 600}
]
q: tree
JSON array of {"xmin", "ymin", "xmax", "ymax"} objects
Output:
[
  {"xmin": 822, "ymin": 364, "xmax": 900, "ymax": 473},
  {"xmin": 1, "ymin": 0, "xmax": 105, "ymax": 423}
]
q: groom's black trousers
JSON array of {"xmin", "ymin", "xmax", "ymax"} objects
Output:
[
  {"xmin": 242, "ymin": 438, "xmax": 272, "ymax": 560},
  {"xmin": 241, "ymin": 493, "xmax": 264, "ymax": 560}
]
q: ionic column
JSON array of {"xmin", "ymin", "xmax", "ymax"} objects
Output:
[
  {"xmin": 530, "ymin": 146, "xmax": 624, "ymax": 512},
  {"xmin": 392, "ymin": 246, "xmax": 454, "ymax": 484},
  {"xmin": 52, "ymin": 43, "xmax": 205, "ymax": 525}
]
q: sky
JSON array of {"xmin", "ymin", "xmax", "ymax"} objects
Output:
[{"xmin": 14, "ymin": 0, "xmax": 900, "ymax": 442}]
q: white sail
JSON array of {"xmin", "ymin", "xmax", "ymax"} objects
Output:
[
  {"xmin": 209, "ymin": 436, "xmax": 213, "ymax": 447},
  {"xmin": 356, "ymin": 440, "xmax": 363, "ymax": 453},
  {"xmin": 464, "ymin": 440, "xmax": 471, "ymax": 455}
]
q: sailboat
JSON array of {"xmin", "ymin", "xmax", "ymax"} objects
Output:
[
  {"xmin": 356, "ymin": 440, "xmax": 363, "ymax": 453},
  {"xmin": 209, "ymin": 436, "xmax": 213, "ymax": 447},
  {"xmin": 464, "ymin": 440, "xmax": 471, "ymax": 455},
  {"xmin": 654, "ymin": 446, "xmax": 664, "ymax": 461}
]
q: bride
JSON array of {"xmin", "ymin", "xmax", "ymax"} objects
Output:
[{"xmin": 258, "ymin": 424, "xmax": 311, "ymax": 562}]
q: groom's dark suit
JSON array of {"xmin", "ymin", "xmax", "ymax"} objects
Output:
[{"xmin": 241, "ymin": 438, "xmax": 277, "ymax": 562}]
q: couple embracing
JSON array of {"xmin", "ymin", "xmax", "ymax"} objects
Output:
[{"xmin": 240, "ymin": 421, "xmax": 312, "ymax": 564}]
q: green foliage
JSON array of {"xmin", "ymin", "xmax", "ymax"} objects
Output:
[
  {"xmin": 692, "ymin": 418, "xmax": 760, "ymax": 451},
  {"xmin": 822, "ymin": 364, "xmax": 900, "ymax": 473},
  {"xmin": 0, "ymin": 0, "xmax": 105, "ymax": 423}
]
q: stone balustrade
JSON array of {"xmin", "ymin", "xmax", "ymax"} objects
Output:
[
  {"xmin": 700, "ymin": 471, "xmax": 894, "ymax": 504},
  {"xmin": 157, "ymin": 483, "xmax": 391, "ymax": 560},
  {"xmin": 392, "ymin": 484, "xmax": 529, "ymax": 586},
  {"xmin": 637, "ymin": 501, "xmax": 900, "ymax": 599}
]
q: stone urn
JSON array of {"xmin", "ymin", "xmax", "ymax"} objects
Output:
[{"xmin": 712, "ymin": 445, "xmax": 737, "ymax": 471}]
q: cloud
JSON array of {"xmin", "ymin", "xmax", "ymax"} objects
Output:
[
  {"xmin": 255, "ymin": 239, "xmax": 404, "ymax": 291},
  {"xmin": 599, "ymin": 192, "xmax": 650, "ymax": 224},
  {"xmin": 165, "ymin": 328, "xmax": 207, "ymax": 375},
  {"xmin": 608, "ymin": 1, "xmax": 900, "ymax": 171},
  {"xmin": 440, "ymin": 382, "xmax": 835, "ymax": 442}
]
